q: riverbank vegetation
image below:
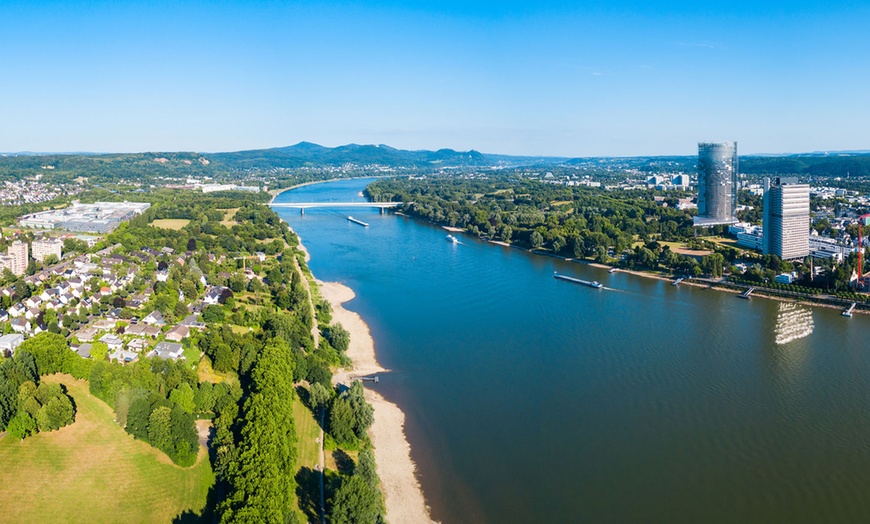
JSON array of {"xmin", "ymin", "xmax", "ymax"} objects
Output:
[{"xmin": 366, "ymin": 176, "xmax": 869, "ymax": 302}]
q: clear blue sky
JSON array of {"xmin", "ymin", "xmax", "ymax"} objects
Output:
[{"xmin": 1, "ymin": 0, "xmax": 868, "ymax": 156}]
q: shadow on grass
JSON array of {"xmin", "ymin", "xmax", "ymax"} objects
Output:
[
  {"xmin": 296, "ymin": 466, "xmax": 320, "ymax": 523},
  {"xmin": 332, "ymin": 449, "xmax": 355, "ymax": 475},
  {"xmin": 171, "ymin": 482, "xmax": 220, "ymax": 524}
]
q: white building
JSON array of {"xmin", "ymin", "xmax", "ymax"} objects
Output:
[
  {"xmin": 32, "ymin": 237, "xmax": 63, "ymax": 262},
  {"xmin": 763, "ymin": 177, "xmax": 810, "ymax": 260},
  {"xmin": 0, "ymin": 333, "xmax": 24, "ymax": 355}
]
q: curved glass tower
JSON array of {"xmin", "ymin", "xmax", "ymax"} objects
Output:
[{"xmin": 694, "ymin": 142, "xmax": 738, "ymax": 226}]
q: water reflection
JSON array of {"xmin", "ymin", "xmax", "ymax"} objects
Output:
[{"xmin": 774, "ymin": 302, "xmax": 814, "ymax": 345}]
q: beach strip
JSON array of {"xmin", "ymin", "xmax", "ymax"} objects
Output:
[{"xmin": 319, "ymin": 281, "xmax": 436, "ymax": 524}]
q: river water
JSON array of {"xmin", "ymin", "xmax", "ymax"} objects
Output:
[{"xmin": 275, "ymin": 178, "xmax": 870, "ymax": 523}]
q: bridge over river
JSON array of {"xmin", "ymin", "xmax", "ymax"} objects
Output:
[{"xmin": 269, "ymin": 201, "xmax": 405, "ymax": 214}]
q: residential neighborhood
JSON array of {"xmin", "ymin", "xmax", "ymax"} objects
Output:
[{"xmin": 0, "ymin": 240, "xmax": 235, "ymax": 364}]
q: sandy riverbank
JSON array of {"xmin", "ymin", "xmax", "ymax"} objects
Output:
[{"xmin": 319, "ymin": 281, "xmax": 436, "ymax": 524}]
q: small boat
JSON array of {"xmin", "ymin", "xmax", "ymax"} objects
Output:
[
  {"xmin": 609, "ymin": 267, "xmax": 618, "ymax": 274},
  {"xmin": 446, "ymin": 234, "xmax": 459, "ymax": 244}
]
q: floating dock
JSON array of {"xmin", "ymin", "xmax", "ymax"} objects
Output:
[
  {"xmin": 672, "ymin": 277, "xmax": 685, "ymax": 286},
  {"xmin": 347, "ymin": 216, "xmax": 369, "ymax": 227},
  {"xmin": 554, "ymin": 271, "xmax": 603, "ymax": 289},
  {"xmin": 843, "ymin": 303, "xmax": 856, "ymax": 317},
  {"xmin": 738, "ymin": 287, "xmax": 755, "ymax": 299}
]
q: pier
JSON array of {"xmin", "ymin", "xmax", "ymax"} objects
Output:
[
  {"xmin": 672, "ymin": 277, "xmax": 685, "ymax": 286},
  {"xmin": 843, "ymin": 303, "xmax": 856, "ymax": 317},
  {"xmin": 347, "ymin": 216, "xmax": 369, "ymax": 227},
  {"xmin": 738, "ymin": 287, "xmax": 755, "ymax": 299}
]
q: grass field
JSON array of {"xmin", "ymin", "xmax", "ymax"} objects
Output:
[
  {"xmin": 220, "ymin": 208, "xmax": 240, "ymax": 227},
  {"xmin": 0, "ymin": 374, "xmax": 215, "ymax": 523},
  {"xmin": 150, "ymin": 218, "xmax": 191, "ymax": 230},
  {"xmin": 197, "ymin": 358, "xmax": 238, "ymax": 385},
  {"xmin": 293, "ymin": 393, "xmax": 321, "ymax": 470}
]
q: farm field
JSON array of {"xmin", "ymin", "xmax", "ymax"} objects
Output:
[{"xmin": 150, "ymin": 218, "xmax": 191, "ymax": 230}]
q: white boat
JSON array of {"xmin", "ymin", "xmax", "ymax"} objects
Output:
[
  {"xmin": 609, "ymin": 267, "xmax": 618, "ymax": 274},
  {"xmin": 446, "ymin": 234, "xmax": 458, "ymax": 244}
]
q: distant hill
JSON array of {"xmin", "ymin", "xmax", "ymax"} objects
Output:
[
  {"xmin": 1, "ymin": 143, "xmax": 870, "ymax": 183},
  {"xmin": 209, "ymin": 142, "xmax": 491, "ymax": 169}
]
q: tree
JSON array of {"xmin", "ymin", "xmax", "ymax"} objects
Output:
[
  {"xmin": 18, "ymin": 333, "xmax": 69, "ymax": 375},
  {"xmin": 169, "ymin": 383, "xmax": 196, "ymax": 413},
  {"xmin": 308, "ymin": 383, "xmax": 331, "ymax": 413},
  {"xmin": 328, "ymin": 397, "xmax": 356, "ymax": 445},
  {"xmin": 6, "ymin": 410, "xmax": 36, "ymax": 439},
  {"xmin": 90, "ymin": 342, "xmax": 109, "ymax": 362},
  {"xmin": 327, "ymin": 323, "xmax": 351, "ymax": 353},
  {"xmin": 202, "ymin": 305, "xmax": 225, "ymax": 323},
  {"xmin": 345, "ymin": 382, "xmax": 374, "ymax": 438},
  {"xmin": 327, "ymin": 475, "xmax": 381, "ymax": 524},
  {"xmin": 530, "ymin": 231, "xmax": 544, "ymax": 249},
  {"xmin": 148, "ymin": 405, "xmax": 173, "ymax": 453},
  {"xmin": 552, "ymin": 235, "xmax": 566, "ymax": 254}
]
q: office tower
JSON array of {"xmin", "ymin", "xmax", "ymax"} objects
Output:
[
  {"xmin": 694, "ymin": 142, "xmax": 739, "ymax": 226},
  {"xmin": 763, "ymin": 177, "xmax": 810, "ymax": 260}
]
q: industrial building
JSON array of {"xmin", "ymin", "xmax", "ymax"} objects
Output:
[
  {"xmin": 694, "ymin": 142, "xmax": 739, "ymax": 226},
  {"xmin": 18, "ymin": 201, "xmax": 150, "ymax": 233},
  {"xmin": 763, "ymin": 177, "xmax": 810, "ymax": 260}
]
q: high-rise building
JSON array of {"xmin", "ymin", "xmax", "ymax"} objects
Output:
[
  {"xmin": 763, "ymin": 177, "xmax": 810, "ymax": 260},
  {"xmin": 694, "ymin": 142, "xmax": 739, "ymax": 226},
  {"xmin": 7, "ymin": 240, "xmax": 28, "ymax": 276},
  {"xmin": 673, "ymin": 174, "xmax": 690, "ymax": 188},
  {"xmin": 32, "ymin": 237, "xmax": 63, "ymax": 263}
]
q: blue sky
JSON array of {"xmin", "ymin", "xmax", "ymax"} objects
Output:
[{"xmin": 1, "ymin": 0, "xmax": 868, "ymax": 156}]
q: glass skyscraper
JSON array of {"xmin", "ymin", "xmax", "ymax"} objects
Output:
[{"xmin": 694, "ymin": 142, "xmax": 739, "ymax": 226}]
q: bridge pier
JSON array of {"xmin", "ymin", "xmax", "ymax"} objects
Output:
[
  {"xmin": 380, "ymin": 207, "xmax": 385, "ymax": 215},
  {"xmin": 300, "ymin": 208, "xmax": 305, "ymax": 215}
]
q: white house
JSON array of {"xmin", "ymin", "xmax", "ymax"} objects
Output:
[
  {"xmin": 99, "ymin": 333, "xmax": 124, "ymax": 351},
  {"xmin": 0, "ymin": 333, "xmax": 24, "ymax": 355},
  {"xmin": 148, "ymin": 341, "xmax": 184, "ymax": 361},
  {"xmin": 10, "ymin": 318, "xmax": 30, "ymax": 334},
  {"xmin": 142, "ymin": 310, "xmax": 165, "ymax": 326}
]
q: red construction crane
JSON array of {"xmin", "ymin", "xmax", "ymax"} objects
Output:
[{"xmin": 858, "ymin": 213, "xmax": 870, "ymax": 288}]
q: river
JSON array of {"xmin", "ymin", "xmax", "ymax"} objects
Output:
[{"xmin": 274, "ymin": 178, "xmax": 870, "ymax": 523}]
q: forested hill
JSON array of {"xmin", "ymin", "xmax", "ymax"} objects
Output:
[
  {"xmin": 2, "ymin": 144, "xmax": 870, "ymax": 183},
  {"xmin": 208, "ymin": 142, "xmax": 490, "ymax": 169}
]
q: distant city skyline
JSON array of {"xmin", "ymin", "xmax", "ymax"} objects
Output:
[{"xmin": 1, "ymin": 1, "xmax": 868, "ymax": 157}]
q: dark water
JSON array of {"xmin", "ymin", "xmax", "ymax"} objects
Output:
[{"xmin": 275, "ymin": 179, "xmax": 870, "ymax": 524}]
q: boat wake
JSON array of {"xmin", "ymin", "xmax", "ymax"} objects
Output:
[{"xmin": 774, "ymin": 303, "xmax": 814, "ymax": 345}]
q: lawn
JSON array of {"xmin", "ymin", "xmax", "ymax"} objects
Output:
[
  {"xmin": 293, "ymin": 392, "xmax": 321, "ymax": 470},
  {"xmin": 220, "ymin": 208, "xmax": 240, "ymax": 227},
  {"xmin": 0, "ymin": 374, "xmax": 215, "ymax": 523},
  {"xmin": 150, "ymin": 218, "xmax": 190, "ymax": 230},
  {"xmin": 197, "ymin": 357, "xmax": 239, "ymax": 385}
]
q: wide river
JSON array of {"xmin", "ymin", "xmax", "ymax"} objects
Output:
[{"xmin": 275, "ymin": 178, "xmax": 870, "ymax": 523}]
